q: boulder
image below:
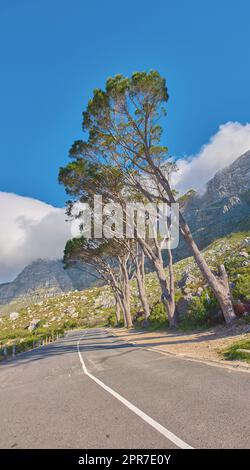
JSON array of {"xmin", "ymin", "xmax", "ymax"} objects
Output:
[
  {"xmin": 183, "ymin": 287, "xmax": 192, "ymax": 295},
  {"xmin": 234, "ymin": 302, "xmax": 250, "ymax": 316},
  {"xmin": 242, "ymin": 238, "xmax": 250, "ymax": 247},
  {"xmin": 176, "ymin": 297, "xmax": 192, "ymax": 319},
  {"xmin": 64, "ymin": 306, "xmax": 76, "ymax": 314},
  {"xmin": 71, "ymin": 312, "xmax": 79, "ymax": 318},
  {"xmin": 28, "ymin": 319, "xmax": 40, "ymax": 331},
  {"xmin": 196, "ymin": 287, "xmax": 204, "ymax": 297},
  {"xmin": 178, "ymin": 271, "xmax": 196, "ymax": 289},
  {"xmin": 239, "ymin": 251, "xmax": 249, "ymax": 258},
  {"xmin": 9, "ymin": 312, "xmax": 19, "ymax": 321},
  {"xmin": 242, "ymin": 260, "xmax": 249, "ymax": 266},
  {"xmin": 94, "ymin": 294, "xmax": 116, "ymax": 309}
]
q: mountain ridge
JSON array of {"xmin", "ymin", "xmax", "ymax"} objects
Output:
[{"xmin": 176, "ymin": 149, "xmax": 250, "ymax": 257}]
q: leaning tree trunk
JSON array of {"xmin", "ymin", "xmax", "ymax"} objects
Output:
[
  {"xmin": 135, "ymin": 243, "xmax": 150, "ymax": 323},
  {"xmin": 167, "ymin": 246, "xmax": 177, "ymax": 327},
  {"xmin": 135, "ymin": 264, "xmax": 151, "ymax": 322},
  {"xmin": 138, "ymin": 238, "xmax": 178, "ymax": 327},
  {"xmin": 179, "ymin": 213, "xmax": 236, "ymax": 324},
  {"xmin": 119, "ymin": 258, "xmax": 133, "ymax": 328},
  {"xmin": 121, "ymin": 292, "xmax": 132, "ymax": 327},
  {"xmin": 108, "ymin": 273, "xmax": 127, "ymax": 327},
  {"xmin": 154, "ymin": 259, "xmax": 177, "ymax": 327},
  {"xmin": 151, "ymin": 167, "xmax": 237, "ymax": 325},
  {"xmin": 117, "ymin": 292, "xmax": 128, "ymax": 327}
]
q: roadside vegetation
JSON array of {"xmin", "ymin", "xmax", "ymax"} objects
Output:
[
  {"xmin": 221, "ymin": 339, "xmax": 250, "ymax": 362},
  {"xmin": 1, "ymin": 231, "xmax": 249, "ymax": 361}
]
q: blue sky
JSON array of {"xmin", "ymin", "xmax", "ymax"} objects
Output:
[{"xmin": 1, "ymin": 0, "xmax": 250, "ymax": 207}]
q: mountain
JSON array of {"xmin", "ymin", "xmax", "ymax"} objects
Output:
[
  {"xmin": 0, "ymin": 259, "xmax": 101, "ymax": 312},
  {"xmin": 176, "ymin": 150, "xmax": 250, "ymax": 258}
]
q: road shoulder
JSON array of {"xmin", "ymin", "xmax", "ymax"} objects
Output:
[{"xmin": 111, "ymin": 326, "xmax": 250, "ymax": 373}]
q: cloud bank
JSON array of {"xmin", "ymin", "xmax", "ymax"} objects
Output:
[
  {"xmin": 0, "ymin": 192, "xmax": 71, "ymax": 283},
  {"xmin": 173, "ymin": 122, "xmax": 250, "ymax": 194}
]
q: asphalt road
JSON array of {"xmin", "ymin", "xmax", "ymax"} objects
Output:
[{"xmin": 0, "ymin": 328, "xmax": 249, "ymax": 449}]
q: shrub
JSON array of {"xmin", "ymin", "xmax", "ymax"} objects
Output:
[
  {"xmin": 232, "ymin": 271, "xmax": 250, "ymax": 301},
  {"xmin": 133, "ymin": 311, "xmax": 146, "ymax": 327},
  {"xmin": 221, "ymin": 339, "xmax": 250, "ymax": 362},
  {"xmin": 148, "ymin": 302, "xmax": 168, "ymax": 328},
  {"xmin": 106, "ymin": 310, "xmax": 117, "ymax": 327},
  {"xmin": 180, "ymin": 290, "xmax": 219, "ymax": 330},
  {"xmin": 105, "ymin": 307, "xmax": 124, "ymax": 327},
  {"xmin": 62, "ymin": 319, "xmax": 79, "ymax": 329}
]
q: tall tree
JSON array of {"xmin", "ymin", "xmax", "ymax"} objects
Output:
[{"xmin": 78, "ymin": 71, "xmax": 236, "ymax": 324}]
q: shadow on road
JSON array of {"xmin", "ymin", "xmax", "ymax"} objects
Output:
[{"xmin": 0, "ymin": 327, "xmax": 231, "ymax": 369}]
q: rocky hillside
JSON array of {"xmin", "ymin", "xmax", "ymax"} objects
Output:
[
  {"xmin": 1, "ymin": 231, "xmax": 249, "ymax": 358},
  {"xmin": 0, "ymin": 259, "xmax": 101, "ymax": 313},
  {"xmin": 176, "ymin": 150, "xmax": 250, "ymax": 259}
]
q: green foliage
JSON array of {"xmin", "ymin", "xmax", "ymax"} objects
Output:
[
  {"xmin": 74, "ymin": 70, "xmax": 170, "ymax": 174},
  {"xmin": 180, "ymin": 290, "xmax": 219, "ymax": 330},
  {"xmin": 224, "ymin": 255, "xmax": 244, "ymax": 271},
  {"xmin": 106, "ymin": 310, "xmax": 117, "ymax": 327},
  {"xmin": 148, "ymin": 302, "xmax": 168, "ymax": 329},
  {"xmin": 232, "ymin": 270, "xmax": 250, "ymax": 300},
  {"xmin": 105, "ymin": 70, "xmax": 168, "ymax": 103},
  {"xmin": 0, "ymin": 326, "xmax": 65, "ymax": 360},
  {"xmin": 133, "ymin": 312, "xmax": 146, "ymax": 327},
  {"xmin": 178, "ymin": 189, "xmax": 197, "ymax": 205},
  {"xmin": 106, "ymin": 309, "xmax": 124, "ymax": 328},
  {"xmin": 221, "ymin": 339, "xmax": 250, "ymax": 362}
]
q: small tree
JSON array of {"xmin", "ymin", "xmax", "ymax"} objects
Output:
[{"xmin": 64, "ymin": 237, "xmax": 132, "ymax": 326}]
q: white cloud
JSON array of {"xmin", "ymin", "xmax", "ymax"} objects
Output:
[
  {"xmin": 173, "ymin": 122, "xmax": 250, "ymax": 194},
  {"xmin": 0, "ymin": 192, "xmax": 71, "ymax": 283}
]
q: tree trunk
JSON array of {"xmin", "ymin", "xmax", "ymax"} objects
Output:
[
  {"xmin": 153, "ymin": 260, "xmax": 177, "ymax": 327},
  {"xmin": 149, "ymin": 167, "xmax": 237, "ymax": 325},
  {"xmin": 121, "ymin": 294, "xmax": 132, "ymax": 327},
  {"xmin": 135, "ymin": 244, "xmax": 150, "ymax": 323},
  {"xmin": 124, "ymin": 284, "xmax": 133, "ymax": 327},
  {"xmin": 118, "ymin": 294, "xmax": 128, "ymax": 327},
  {"xmin": 138, "ymin": 238, "xmax": 177, "ymax": 327},
  {"xmin": 167, "ymin": 247, "xmax": 177, "ymax": 327},
  {"xmin": 120, "ymin": 257, "xmax": 133, "ymax": 328},
  {"xmin": 179, "ymin": 213, "xmax": 236, "ymax": 324},
  {"xmin": 114, "ymin": 296, "xmax": 121, "ymax": 324},
  {"xmin": 135, "ymin": 267, "xmax": 151, "ymax": 321}
]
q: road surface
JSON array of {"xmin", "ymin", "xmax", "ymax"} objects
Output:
[{"xmin": 0, "ymin": 328, "xmax": 249, "ymax": 449}]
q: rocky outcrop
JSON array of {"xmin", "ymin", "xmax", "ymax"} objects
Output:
[
  {"xmin": 174, "ymin": 150, "xmax": 250, "ymax": 260},
  {"xmin": 0, "ymin": 259, "xmax": 101, "ymax": 308}
]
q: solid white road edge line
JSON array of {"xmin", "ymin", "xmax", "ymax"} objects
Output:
[{"xmin": 77, "ymin": 335, "xmax": 194, "ymax": 450}]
